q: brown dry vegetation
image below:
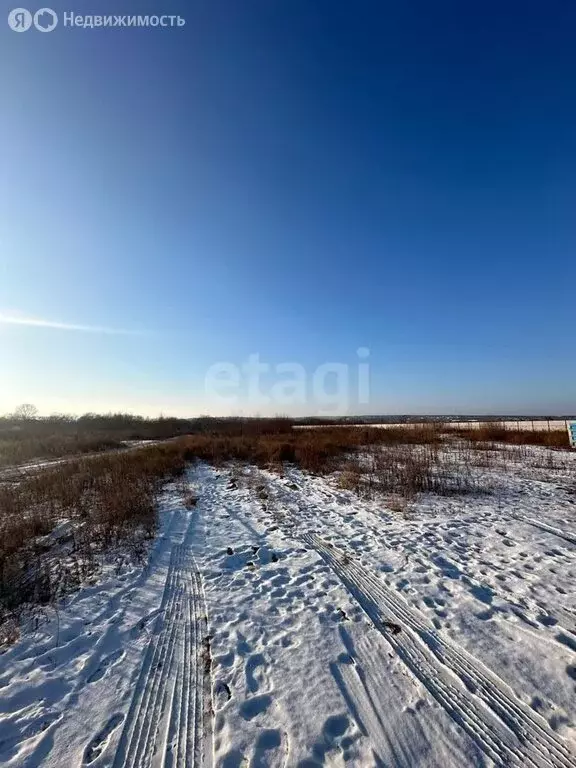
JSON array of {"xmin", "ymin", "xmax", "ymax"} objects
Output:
[
  {"xmin": 1, "ymin": 412, "xmax": 569, "ymax": 468},
  {"xmin": 173, "ymin": 424, "xmax": 446, "ymax": 473},
  {"xmin": 0, "ymin": 425, "xmax": 442, "ymax": 629},
  {"xmin": 0, "ymin": 414, "xmax": 294, "ymax": 468},
  {"xmin": 1, "ymin": 420, "xmax": 572, "ymax": 638},
  {"xmin": 0, "ymin": 445, "xmax": 188, "ymax": 630},
  {"xmin": 0, "ymin": 435, "xmax": 125, "ymax": 468},
  {"xmin": 456, "ymin": 422, "xmax": 569, "ymax": 448}
]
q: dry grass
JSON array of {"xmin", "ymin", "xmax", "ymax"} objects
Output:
[
  {"xmin": 2, "ymin": 420, "xmax": 571, "ymax": 639},
  {"xmin": 4, "ymin": 413, "xmax": 567, "ymax": 470},
  {"xmin": 174, "ymin": 424, "xmax": 445, "ymax": 475},
  {"xmin": 336, "ymin": 443, "xmax": 484, "ymax": 500},
  {"xmin": 0, "ymin": 423, "xmax": 460, "ymax": 629},
  {"xmin": 456, "ymin": 422, "xmax": 570, "ymax": 448},
  {"xmin": 372, "ymin": 443, "xmax": 481, "ymax": 496},
  {"xmin": 0, "ymin": 435, "xmax": 124, "ymax": 468},
  {"xmin": 0, "ymin": 443, "xmax": 188, "ymax": 630},
  {"xmin": 0, "ymin": 415, "xmax": 294, "ymax": 468}
]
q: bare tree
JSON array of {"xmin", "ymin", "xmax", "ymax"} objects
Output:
[{"xmin": 12, "ymin": 404, "xmax": 39, "ymax": 421}]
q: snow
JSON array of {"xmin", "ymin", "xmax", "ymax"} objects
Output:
[
  {"xmin": 1, "ymin": 448, "xmax": 575, "ymax": 767},
  {"xmin": 295, "ymin": 420, "xmax": 571, "ymax": 431}
]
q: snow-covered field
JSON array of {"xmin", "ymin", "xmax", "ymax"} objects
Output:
[
  {"xmin": 295, "ymin": 420, "xmax": 572, "ymax": 431},
  {"xmin": 1, "ymin": 448, "xmax": 576, "ymax": 767}
]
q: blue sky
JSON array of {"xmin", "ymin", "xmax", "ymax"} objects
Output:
[{"xmin": 1, "ymin": 0, "xmax": 575, "ymax": 416}]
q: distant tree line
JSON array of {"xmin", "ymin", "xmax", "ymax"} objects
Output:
[{"xmin": 0, "ymin": 406, "xmax": 296, "ymax": 441}]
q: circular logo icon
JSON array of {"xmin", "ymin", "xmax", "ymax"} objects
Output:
[
  {"xmin": 33, "ymin": 7, "xmax": 57, "ymax": 31},
  {"xmin": 8, "ymin": 8, "xmax": 32, "ymax": 31}
]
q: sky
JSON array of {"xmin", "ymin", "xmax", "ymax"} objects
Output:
[{"xmin": 1, "ymin": 0, "xmax": 575, "ymax": 416}]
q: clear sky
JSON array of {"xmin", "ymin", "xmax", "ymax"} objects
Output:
[{"xmin": 1, "ymin": 0, "xmax": 575, "ymax": 416}]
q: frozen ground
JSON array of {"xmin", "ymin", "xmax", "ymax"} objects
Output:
[
  {"xmin": 1, "ymin": 448, "xmax": 575, "ymax": 767},
  {"xmin": 294, "ymin": 420, "xmax": 573, "ymax": 431}
]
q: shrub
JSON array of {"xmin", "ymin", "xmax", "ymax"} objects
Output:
[
  {"xmin": 0, "ymin": 443, "xmax": 188, "ymax": 633},
  {"xmin": 457, "ymin": 424, "xmax": 570, "ymax": 448}
]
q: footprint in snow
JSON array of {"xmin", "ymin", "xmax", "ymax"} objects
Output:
[
  {"xmin": 214, "ymin": 681, "xmax": 232, "ymax": 710},
  {"xmin": 251, "ymin": 728, "xmax": 287, "ymax": 768},
  {"xmin": 236, "ymin": 632, "xmax": 251, "ymax": 656},
  {"xmin": 245, "ymin": 653, "xmax": 267, "ymax": 693},
  {"xmin": 240, "ymin": 694, "xmax": 272, "ymax": 720},
  {"xmin": 86, "ymin": 649, "xmax": 125, "ymax": 684},
  {"xmin": 0, "ymin": 711, "xmax": 62, "ymax": 762},
  {"xmin": 305, "ymin": 714, "xmax": 356, "ymax": 765},
  {"xmin": 83, "ymin": 713, "xmax": 124, "ymax": 764}
]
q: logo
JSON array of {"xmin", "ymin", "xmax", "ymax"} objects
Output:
[
  {"xmin": 8, "ymin": 8, "xmax": 32, "ymax": 30},
  {"xmin": 7, "ymin": 7, "xmax": 58, "ymax": 31},
  {"xmin": 34, "ymin": 7, "xmax": 57, "ymax": 30}
]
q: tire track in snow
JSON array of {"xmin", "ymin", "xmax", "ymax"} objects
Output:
[
  {"xmin": 270, "ymin": 470, "xmax": 576, "ymax": 639},
  {"xmin": 302, "ymin": 532, "xmax": 576, "ymax": 768},
  {"xmin": 519, "ymin": 517, "xmax": 576, "ymax": 547},
  {"xmin": 111, "ymin": 545, "xmax": 213, "ymax": 768}
]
